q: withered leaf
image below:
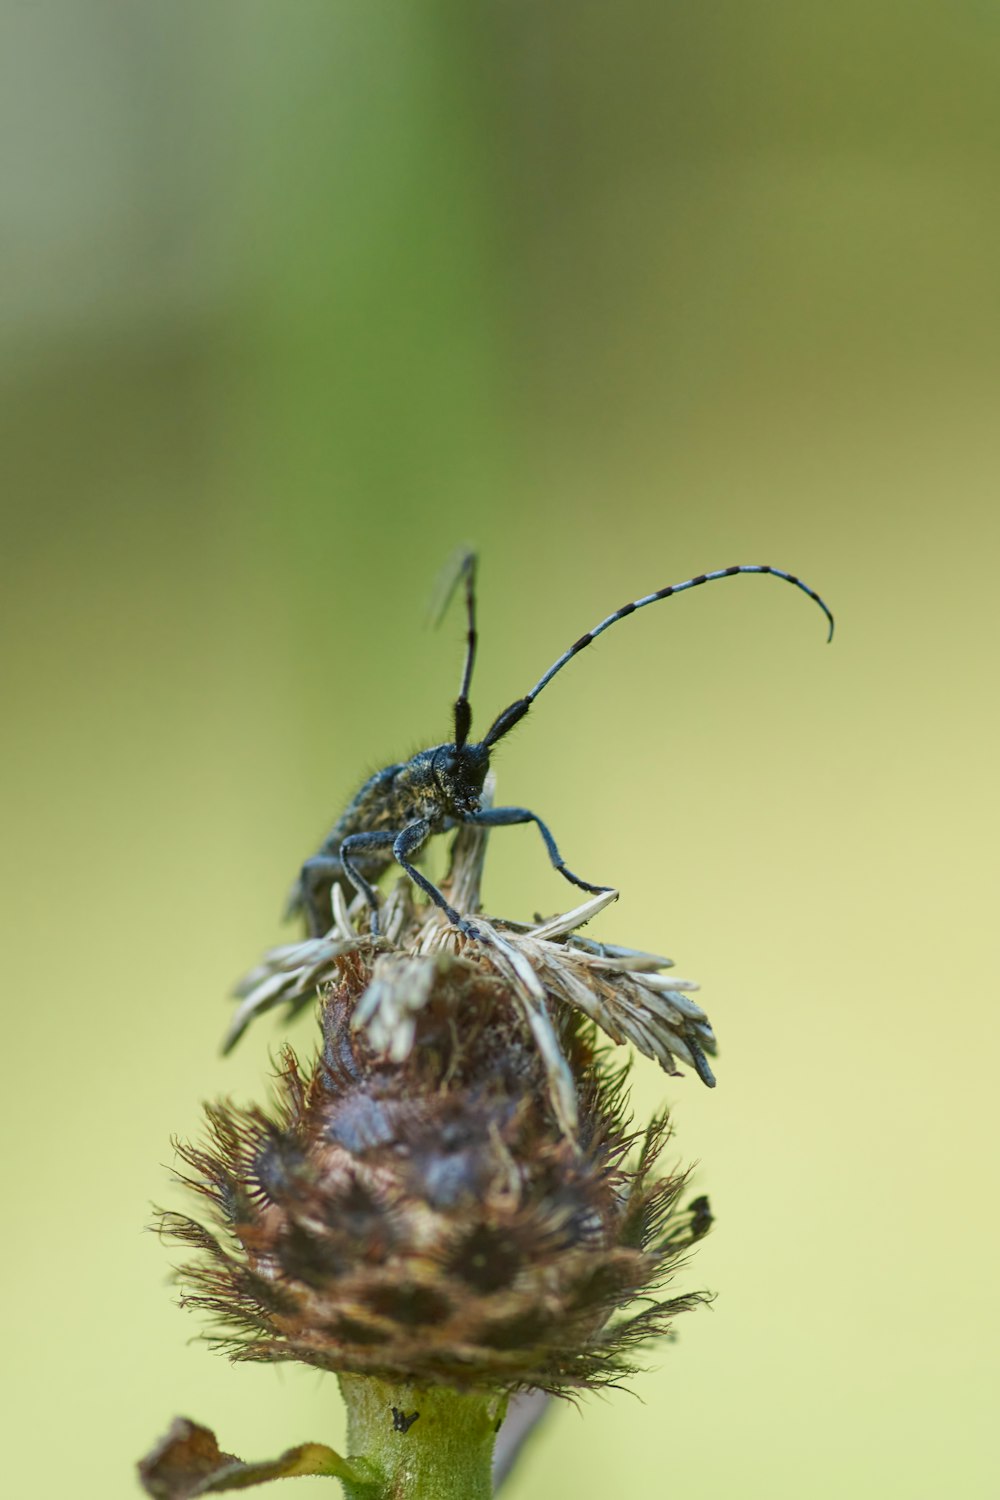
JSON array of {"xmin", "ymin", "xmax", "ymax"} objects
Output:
[{"xmin": 138, "ymin": 1417, "xmax": 362, "ymax": 1496}]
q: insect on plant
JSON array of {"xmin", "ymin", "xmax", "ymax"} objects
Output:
[{"xmin": 286, "ymin": 555, "xmax": 834, "ymax": 943}]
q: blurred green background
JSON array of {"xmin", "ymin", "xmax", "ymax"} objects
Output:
[{"xmin": 3, "ymin": 3, "xmax": 998, "ymax": 1496}]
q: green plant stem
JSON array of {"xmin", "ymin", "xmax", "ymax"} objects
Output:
[{"xmin": 338, "ymin": 1374, "xmax": 508, "ymax": 1500}]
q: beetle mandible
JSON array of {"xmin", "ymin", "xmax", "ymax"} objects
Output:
[{"xmin": 287, "ymin": 555, "xmax": 834, "ymax": 942}]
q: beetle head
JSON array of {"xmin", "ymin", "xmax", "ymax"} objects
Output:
[{"xmin": 432, "ymin": 742, "xmax": 490, "ymax": 816}]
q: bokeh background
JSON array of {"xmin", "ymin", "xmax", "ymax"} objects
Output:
[{"xmin": 3, "ymin": 4, "xmax": 998, "ymax": 1496}]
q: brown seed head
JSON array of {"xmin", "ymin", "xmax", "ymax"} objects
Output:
[{"xmin": 161, "ymin": 819, "xmax": 714, "ymax": 1391}]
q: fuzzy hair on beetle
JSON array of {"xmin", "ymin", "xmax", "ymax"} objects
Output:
[{"xmin": 284, "ymin": 553, "xmax": 834, "ymax": 945}]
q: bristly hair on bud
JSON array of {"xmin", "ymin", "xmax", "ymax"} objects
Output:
[{"xmin": 159, "ymin": 809, "xmax": 714, "ymax": 1396}]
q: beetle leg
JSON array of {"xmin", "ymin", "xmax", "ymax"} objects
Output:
[
  {"xmin": 393, "ymin": 820, "xmax": 480, "ymax": 940},
  {"xmin": 340, "ymin": 831, "xmax": 398, "ymax": 935},
  {"xmin": 464, "ymin": 806, "xmax": 613, "ymax": 896},
  {"xmin": 294, "ymin": 854, "xmax": 351, "ymax": 938}
]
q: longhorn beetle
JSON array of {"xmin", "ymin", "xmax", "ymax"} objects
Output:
[{"xmin": 287, "ymin": 556, "xmax": 833, "ymax": 941}]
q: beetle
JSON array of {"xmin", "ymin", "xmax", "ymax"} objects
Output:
[{"xmin": 286, "ymin": 555, "xmax": 833, "ymax": 941}]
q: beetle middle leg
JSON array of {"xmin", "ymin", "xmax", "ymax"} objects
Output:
[
  {"xmin": 464, "ymin": 806, "xmax": 613, "ymax": 896},
  {"xmin": 340, "ymin": 831, "xmax": 398, "ymax": 935}
]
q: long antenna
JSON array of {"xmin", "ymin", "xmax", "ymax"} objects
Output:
[
  {"xmin": 432, "ymin": 550, "xmax": 478, "ymax": 749},
  {"xmin": 482, "ymin": 564, "xmax": 834, "ymax": 748}
]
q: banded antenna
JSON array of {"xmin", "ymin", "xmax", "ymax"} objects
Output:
[
  {"xmin": 432, "ymin": 549, "xmax": 478, "ymax": 750},
  {"xmin": 482, "ymin": 563, "xmax": 834, "ymax": 748}
]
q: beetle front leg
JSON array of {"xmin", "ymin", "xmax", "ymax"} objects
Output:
[
  {"xmin": 464, "ymin": 806, "xmax": 613, "ymax": 896},
  {"xmin": 393, "ymin": 820, "xmax": 481, "ymax": 940}
]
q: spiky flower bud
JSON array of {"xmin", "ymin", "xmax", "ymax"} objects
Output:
[{"xmin": 161, "ymin": 820, "xmax": 714, "ymax": 1396}]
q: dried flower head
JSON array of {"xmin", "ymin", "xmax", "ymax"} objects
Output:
[{"xmin": 160, "ymin": 816, "xmax": 714, "ymax": 1393}]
